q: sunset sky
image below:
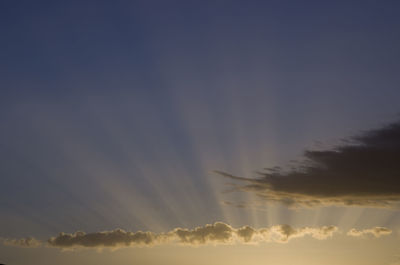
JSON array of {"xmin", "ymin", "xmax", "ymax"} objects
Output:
[{"xmin": 1, "ymin": 1, "xmax": 400, "ymax": 265}]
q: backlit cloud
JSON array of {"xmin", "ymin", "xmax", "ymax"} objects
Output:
[
  {"xmin": 270, "ymin": 225, "xmax": 338, "ymax": 242},
  {"xmin": 48, "ymin": 229, "xmax": 157, "ymax": 248},
  {"xmin": 216, "ymin": 121, "xmax": 400, "ymax": 208},
  {"xmin": 4, "ymin": 223, "xmax": 390, "ymax": 250},
  {"xmin": 170, "ymin": 222, "xmax": 236, "ymax": 245},
  {"xmin": 3, "ymin": 222, "xmax": 392, "ymax": 249},
  {"xmin": 3, "ymin": 223, "xmax": 339, "ymax": 250}
]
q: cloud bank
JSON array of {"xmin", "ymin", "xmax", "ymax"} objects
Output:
[
  {"xmin": 47, "ymin": 223, "xmax": 337, "ymax": 249},
  {"xmin": 216, "ymin": 121, "xmax": 400, "ymax": 208},
  {"xmin": 3, "ymin": 223, "xmax": 391, "ymax": 250},
  {"xmin": 3, "ymin": 222, "xmax": 339, "ymax": 250},
  {"xmin": 3, "ymin": 237, "xmax": 41, "ymax": 248}
]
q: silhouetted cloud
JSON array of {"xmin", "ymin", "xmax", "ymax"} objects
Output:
[
  {"xmin": 216, "ymin": 121, "xmax": 400, "ymax": 208},
  {"xmin": 170, "ymin": 222, "xmax": 236, "ymax": 245},
  {"xmin": 4, "ymin": 223, "xmax": 390, "ymax": 250},
  {"xmin": 347, "ymin": 227, "xmax": 392, "ymax": 237},
  {"xmin": 47, "ymin": 229, "xmax": 157, "ymax": 248},
  {"xmin": 2, "ymin": 223, "xmax": 338, "ymax": 250},
  {"xmin": 47, "ymin": 222, "xmax": 339, "ymax": 248}
]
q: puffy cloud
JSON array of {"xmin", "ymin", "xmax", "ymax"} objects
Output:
[
  {"xmin": 47, "ymin": 229, "xmax": 158, "ymax": 248},
  {"xmin": 236, "ymin": 225, "xmax": 257, "ymax": 243},
  {"xmin": 46, "ymin": 222, "xmax": 241, "ymax": 249},
  {"xmin": 3, "ymin": 237, "xmax": 41, "ymax": 248},
  {"xmin": 5, "ymin": 223, "xmax": 391, "ymax": 250},
  {"xmin": 215, "ymin": 121, "xmax": 400, "ymax": 208},
  {"xmin": 347, "ymin": 227, "xmax": 392, "ymax": 238},
  {"xmin": 4, "ymin": 223, "xmax": 340, "ymax": 250},
  {"xmin": 171, "ymin": 222, "xmax": 235, "ymax": 245}
]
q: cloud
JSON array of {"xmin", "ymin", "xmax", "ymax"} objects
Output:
[
  {"xmin": 270, "ymin": 225, "xmax": 338, "ymax": 242},
  {"xmin": 170, "ymin": 222, "xmax": 236, "ymax": 245},
  {"xmin": 215, "ymin": 121, "xmax": 400, "ymax": 208},
  {"xmin": 3, "ymin": 237, "xmax": 41, "ymax": 248},
  {"xmin": 48, "ymin": 229, "xmax": 158, "ymax": 248},
  {"xmin": 347, "ymin": 227, "xmax": 392, "ymax": 237},
  {"xmin": 4, "ymin": 223, "xmax": 391, "ymax": 250},
  {"xmin": 4, "ymin": 223, "xmax": 340, "ymax": 250}
]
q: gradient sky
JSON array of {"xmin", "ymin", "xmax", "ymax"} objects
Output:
[{"xmin": 1, "ymin": 1, "xmax": 400, "ymax": 265}]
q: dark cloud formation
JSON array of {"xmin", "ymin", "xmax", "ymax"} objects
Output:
[
  {"xmin": 216, "ymin": 121, "xmax": 400, "ymax": 208},
  {"xmin": 347, "ymin": 227, "xmax": 392, "ymax": 238},
  {"xmin": 4, "ymin": 223, "xmax": 343, "ymax": 250}
]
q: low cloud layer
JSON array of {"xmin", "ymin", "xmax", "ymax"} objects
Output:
[
  {"xmin": 47, "ymin": 223, "xmax": 337, "ymax": 249},
  {"xmin": 3, "ymin": 237, "xmax": 41, "ymax": 248},
  {"xmin": 48, "ymin": 229, "xmax": 156, "ymax": 248},
  {"xmin": 3, "ymin": 223, "xmax": 391, "ymax": 250},
  {"xmin": 216, "ymin": 121, "xmax": 400, "ymax": 208},
  {"xmin": 347, "ymin": 227, "xmax": 392, "ymax": 238}
]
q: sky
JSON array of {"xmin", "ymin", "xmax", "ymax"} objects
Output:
[{"xmin": 1, "ymin": 1, "xmax": 400, "ymax": 264}]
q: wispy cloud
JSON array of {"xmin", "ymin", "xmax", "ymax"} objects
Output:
[
  {"xmin": 3, "ymin": 237, "xmax": 42, "ymax": 248},
  {"xmin": 270, "ymin": 225, "xmax": 338, "ymax": 242},
  {"xmin": 216, "ymin": 121, "xmax": 400, "ymax": 208},
  {"xmin": 3, "ymin": 223, "xmax": 391, "ymax": 250},
  {"xmin": 347, "ymin": 227, "xmax": 392, "ymax": 237}
]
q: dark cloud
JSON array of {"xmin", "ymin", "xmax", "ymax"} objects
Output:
[
  {"xmin": 47, "ymin": 229, "xmax": 157, "ymax": 248},
  {"xmin": 171, "ymin": 222, "xmax": 235, "ymax": 245},
  {"xmin": 236, "ymin": 225, "xmax": 257, "ymax": 243},
  {"xmin": 215, "ymin": 121, "xmax": 400, "ymax": 208},
  {"xmin": 4, "ymin": 223, "xmax": 343, "ymax": 250}
]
